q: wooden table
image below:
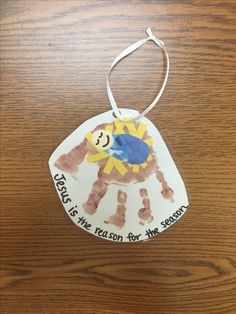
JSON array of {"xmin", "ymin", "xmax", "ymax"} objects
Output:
[{"xmin": 1, "ymin": 1, "xmax": 236, "ymax": 313}]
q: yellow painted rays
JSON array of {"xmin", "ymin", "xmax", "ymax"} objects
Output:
[{"xmin": 85, "ymin": 119, "xmax": 154, "ymax": 175}]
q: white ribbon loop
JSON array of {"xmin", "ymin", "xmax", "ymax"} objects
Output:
[{"xmin": 107, "ymin": 28, "xmax": 169, "ymax": 121}]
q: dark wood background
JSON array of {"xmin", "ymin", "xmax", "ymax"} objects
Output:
[{"xmin": 1, "ymin": 1, "xmax": 236, "ymax": 313}]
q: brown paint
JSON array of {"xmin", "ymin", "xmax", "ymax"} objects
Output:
[
  {"xmin": 82, "ymin": 179, "xmax": 108, "ymax": 214},
  {"xmin": 54, "ymin": 138, "xmax": 88, "ymax": 174},
  {"xmin": 105, "ymin": 190, "xmax": 127, "ymax": 228},
  {"xmin": 155, "ymin": 169, "xmax": 174, "ymax": 202},
  {"xmin": 54, "ymin": 120, "xmax": 174, "ymax": 226},
  {"xmin": 138, "ymin": 188, "xmax": 153, "ymax": 223},
  {"xmin": 140, "ymin": 188, "xmax": 148, "ymax": 198}
]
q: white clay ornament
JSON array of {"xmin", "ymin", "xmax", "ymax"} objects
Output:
[{"xmin": 49, "ymin": 28, "xmax": 189, "ymax": 242}]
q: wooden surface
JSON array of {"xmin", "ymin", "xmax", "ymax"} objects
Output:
[{"xmin": 1, "ymin": 1, "xmax": 236, "ymax": 313}]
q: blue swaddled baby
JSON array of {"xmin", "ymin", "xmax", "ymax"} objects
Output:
[{"xmin": 106, "ymin": 134, "xmax": 149, "ymax": 165}]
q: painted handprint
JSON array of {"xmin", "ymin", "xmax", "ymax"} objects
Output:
[{"xmin": 54, "ymin": 118, "xmax": 174, "ymax": 228}]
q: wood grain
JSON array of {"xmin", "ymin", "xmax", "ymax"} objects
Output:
[{"xmin": 1, "ymin": 1, "xmax": 236, "ymax": 313}]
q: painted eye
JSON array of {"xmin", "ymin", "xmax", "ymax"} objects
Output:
[
  {"xmin": 95, "ymin": 139, "xmax": 100, "ymax": 145},
  {"xmin": 99, "ymin": 132, "xmax": 103, "ymax": 138}
]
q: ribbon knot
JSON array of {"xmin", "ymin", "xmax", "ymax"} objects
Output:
[{"xmin": 146, "ymin": 27, "xmax": 164, "ymax": 47}]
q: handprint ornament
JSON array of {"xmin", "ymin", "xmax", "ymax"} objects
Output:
[
  {"xmin": 49, "ymin": 109, "xmax": 188, "ymax": 242},
  {"xmin": 49, "ymin": 29, "xmax": 189, "ymax": 242}
]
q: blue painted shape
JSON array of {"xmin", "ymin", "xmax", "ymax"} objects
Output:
[{"xmin": 106, "ymin": 134, "xmax": 149, "ymax": 164}]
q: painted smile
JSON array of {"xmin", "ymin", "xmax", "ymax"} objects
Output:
[{"xmin": 102, "ymin": 135, "xmax": 110, "ymax": 148}]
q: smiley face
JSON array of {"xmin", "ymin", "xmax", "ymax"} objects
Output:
[{"xmin": 92, "ymin": 130, "xmax": 113, "ymax": 150}]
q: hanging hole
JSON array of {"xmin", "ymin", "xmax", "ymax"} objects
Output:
[
  {"xmin": 112, "ymin": 110, "xmax": 136, "ymax": 122},
  {"xmin": 112, "ymin": 110, "xmax": 122, "ymax": 119}
]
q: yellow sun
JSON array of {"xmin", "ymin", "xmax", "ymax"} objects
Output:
[{"xmin": 85, "ymin": 118, "xmax": 153, "ymax": 175}]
